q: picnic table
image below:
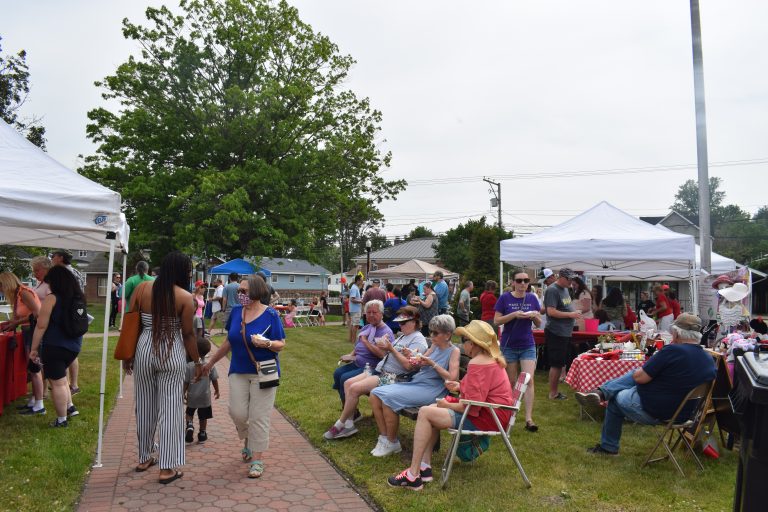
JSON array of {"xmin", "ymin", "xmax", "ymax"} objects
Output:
[{"xmin": 565, "ymin": 356, "xmax": 645, "ymax": 393}]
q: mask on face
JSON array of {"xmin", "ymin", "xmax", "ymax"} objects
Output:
[{"xmin": 238, "ymin": 292, "xmax": 252, "ymax": 306}]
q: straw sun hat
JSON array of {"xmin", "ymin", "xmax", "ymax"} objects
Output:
[{"xmin": 454, "ymin": 320, "xmax": 502, "ymax": 359}]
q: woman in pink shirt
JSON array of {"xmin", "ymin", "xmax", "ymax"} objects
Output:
[{"xmin": 386, "ymin": 320, "xmax": 513, "ymax": 490}]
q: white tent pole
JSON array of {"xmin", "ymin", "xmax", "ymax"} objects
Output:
[
  {"xmin": 94, "ymin": 236, "xmax": 116, "ymax": 468},
  {"xmin": 118, "ymin": 253, "xmax": 128, "ymax": 399},
  {"xmin": 499, "ymin": 261, "xmax": 504, "ymax": 290}
]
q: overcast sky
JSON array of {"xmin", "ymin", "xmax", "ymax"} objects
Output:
[{"xmin": 4, "ymin": 0, "xmax": 767, "ymax": 240}]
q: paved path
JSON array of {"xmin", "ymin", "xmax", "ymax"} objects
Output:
[{"xmin": 77, "ymin": 355, "xmax": 375, "ymax": 512}]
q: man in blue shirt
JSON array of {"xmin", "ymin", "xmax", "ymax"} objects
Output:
[
  {"xmin": 348, "ymin": 274, "xmax": 363, "ymax": 344},
  {"xmin": 577, "ymin": 313, "xmax": 716, "ymax": 456},
  {"xmin": 432, "ymin": 271, "xmax": 449, "ymax": 314}
]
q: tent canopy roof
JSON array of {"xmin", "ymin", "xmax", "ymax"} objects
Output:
[
  {"xmin": 500, "ymin": 201, "xmax": 695, "ymax": 279},
  {"xmin": 368, "ymin": 259, "xmax": 458, "ymax": 280},
  {"xmin": 0, "ymin": 121, "xmax": 128, "ymax": 252},
  {"xmin": 210, "ymin": 258, "xmax": 265, "ymax": 276}
]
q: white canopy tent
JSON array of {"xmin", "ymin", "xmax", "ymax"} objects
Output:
[
  {"xmin": 0, "ymin": 120, "xmax": 128, "ymax": 467},
  {"xmin": 368, "ymin": 259, "xmax": 458, "ymax": 281}
]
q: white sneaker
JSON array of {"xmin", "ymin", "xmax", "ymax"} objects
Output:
[
  {"xmin": 370, "ymin": 438, "xmax": 385, "ymax": 455},
  {"xmin": 372, "ymin": 439, "xmax": 402, "ymax": 457}
]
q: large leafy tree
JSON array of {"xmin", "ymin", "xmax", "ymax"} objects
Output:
[
  {"xmin": 0, "ymin": 36, "xmax": 46, "ymax": 148},
  {"xmin": 406, "ymin": 226, "xmax": 434, "ymax": 240},
  {"xmin": 82, "ymin": 0, "xmax": 403, "ymax": 262},
  {"xmin": 435, "ymin": 217, "xmax": 513, "ymax": 276}
]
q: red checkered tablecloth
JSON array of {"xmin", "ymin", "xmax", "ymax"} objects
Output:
[{"xmin": 565, "ymin": 357, "xmax": 645, "ymax": 393}]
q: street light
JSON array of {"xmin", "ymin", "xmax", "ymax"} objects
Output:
[{"xmin": 365, "ymin": 239, "xmax": 372, "ymax": 277}]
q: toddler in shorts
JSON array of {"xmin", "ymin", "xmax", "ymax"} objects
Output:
[{"xmin": 184, "ymin": 338, "xmax": 220, "ymax": 443}]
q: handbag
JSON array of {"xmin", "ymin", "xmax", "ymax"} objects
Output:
[
  {"xmin": 240, "ymin": 309, "xmax": 280, "ymax": 389},
  {"xmin": 113, "ymin": 282, "xmax": 148, "ymax": 360}
]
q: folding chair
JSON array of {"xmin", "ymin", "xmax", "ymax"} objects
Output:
[
  {"xmin": 642, "ymin": 379, "xmax": 715, "ymax": 477},
  {"xmin": 441, "ymin": 372, "xmax": 531, "ymax": 489},
  {"xmin": 294, "ymin": 306, "xmax": 309, "ymax": 327},
  {"xmin": 307, "ymin": 308, "xmax": 321, "ymax": 326}
]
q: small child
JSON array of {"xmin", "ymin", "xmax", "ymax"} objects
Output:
[{"xmin": 184, "ymin": 338, "xmax": 220, "ymax": 443}]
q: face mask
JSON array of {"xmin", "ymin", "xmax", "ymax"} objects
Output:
[{"xmin": 238, "ymin": 292, "xmax": 252, "ymax": 306}]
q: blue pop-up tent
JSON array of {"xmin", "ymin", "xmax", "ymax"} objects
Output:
[{"xmin": 210, "ymin": 258, "xmax": 271, "ymax": 276}]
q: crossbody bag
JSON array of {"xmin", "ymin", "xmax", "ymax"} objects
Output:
[{"xmin": 240, "ymin": 310, "xmax": 279, "ymax": 389}]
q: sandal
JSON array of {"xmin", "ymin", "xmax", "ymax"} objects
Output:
[
  {"xmin": 248, "ymin": 460, "xmax": 264, "ymax": 479},
  {"xmin": 159, "ymin": 470, "xmax": 183, "ymax": 484},
  {"xmin": 135, "ymin": 457, "xmax": 157, "ymax": 472},
  {"xmin": 549, "ymin": 392, "xmax": 568, "ymax": 400},
  {"xmin": 524, "ymin": 421, "xmax": 539, "ymax": 432},
  {"xmin": 241, "ymin": 446, "xmax": 253, "ymax": 463}
]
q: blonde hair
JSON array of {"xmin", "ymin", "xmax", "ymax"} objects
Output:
[{"xmin": 0, "ymin": 272, "xmax": 22, "ymax": 302}]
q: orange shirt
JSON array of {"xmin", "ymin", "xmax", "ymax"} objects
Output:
[{"xmin": 15, "ymin": 284, "xmax": 41, "ymax": 325}]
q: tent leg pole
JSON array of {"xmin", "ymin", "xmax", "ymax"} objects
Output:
[
  {"xmin": 95, "ymin": 238, "xmax": 116, "ymax": 469},
  {"xmin": 119, "ymin": 253, "xmax": 127, "ymax": 399}
]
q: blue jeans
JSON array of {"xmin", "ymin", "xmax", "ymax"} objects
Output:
[
  {"xmin": 332, "ymin": 363, "xmax": 363, "ymax": 404},
  {"xmin": 598, "ymin": 371, "xmax": 660, "ymax": 452}
]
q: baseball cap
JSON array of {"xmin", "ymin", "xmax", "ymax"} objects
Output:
[
  {"xmin": 661, "ymin": 284, "xmax": 670, "ymax": 291},
  {"xmin": 372, "ymin": 278, "xmax": 381, "ymax": 284},
  {"xmin": 195, "ymin": 280, "xmax": 205, "ymax": 288},
  {"xmin": 541, "ymin": 268, "xmax": 554, "ymax": 281},
  {"xmin": 673, "ymin": 313, "xmax": 702, "ymax": 332},
  {"xmin": 558, "ymin": 268, "xmax": 576, "ymax": 280}
]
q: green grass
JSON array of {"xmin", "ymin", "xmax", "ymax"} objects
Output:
[
  {"xmin": 0, "ymin": 336, "xmax": 120, "ymax": 512},
  {"xmin": 276, "ymin": 326, "xmax": 737, "ymax": 512}
]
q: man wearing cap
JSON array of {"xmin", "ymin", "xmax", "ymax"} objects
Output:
[
  {"xmin": 577, "ymin": 313, "xmax": 716, "ymax": 456},
  {"xmin": 432, "ymin": 271, "xmax": 449, "ymax": 315},
  {"xmin": 362, "ymin": 278, "xmax": 387, "ymax": 307},
  {"xmin": 543, "ymin": 268, "xmax": 581, "ymax": 400}
]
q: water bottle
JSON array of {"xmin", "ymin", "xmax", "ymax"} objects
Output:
[{"xmin": 364, "ymin": 362, "xmax": 371, "ymax": 376}]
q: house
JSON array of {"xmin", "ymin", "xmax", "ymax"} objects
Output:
[
  {"xmin": 640, "ymin": 211, "xmax": 713, "ymax": 243},
  {"xmin": 71, "ymin": 250, "xmax": 122, "ymax": 303},
  {"xmin": 351, "ymin": 237, "xmax": 440, "ymax": 274},
  {"xmin": 259, "ymin": 257, "xmax": 332, "ymax": 299}
]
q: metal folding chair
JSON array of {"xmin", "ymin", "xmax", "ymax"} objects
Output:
[
  {"xmin": 441, "ymin": 372, "xmax": 532, "ymax": 489},
  {"xmin": 293, "ymin": 306, "xmax": 310, "ymax": 327},
  {"xmin": 642, "ymin": 379, "xmax": 715, "ymax": 477}
]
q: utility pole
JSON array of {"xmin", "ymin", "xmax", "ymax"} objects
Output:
[
  {"xmin": 690, "ymin": 0, "xmax": 711, "ymax": 275},
  {"xmin": 483, "ymin": 177, "xmax": 502, "ymax": 230}
]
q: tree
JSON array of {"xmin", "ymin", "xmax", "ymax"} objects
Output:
[
  {"xmin": 0, "ymin": 36, "xmax": 46, "ymax": 148},
  {"xmin": 670, "ymin": 177, "xmax": 728, "ymax": 231},
  {"xmin": 406, "ymin": 226, "xmax": 434, "ymax": 240},
  {"xmin": 435, "ymin": 217, "xmax": 513, "ymax": 276},
  {"xmin": 81, "ymin": 0, "xmax": 403, "ymax": 262}
]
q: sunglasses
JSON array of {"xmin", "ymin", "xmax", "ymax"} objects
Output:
[{"xmin": 514, "ymin": 278, "xmax": 530, "ymax": 284}]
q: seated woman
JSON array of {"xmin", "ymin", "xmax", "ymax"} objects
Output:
[
  {"xmin": 331, "ymin": 301, "xmax": 392, "ymax": 410},
  {"xmin": 310, "ymin": 297, "xmax": 325, "ymax": 326},
  {"xmin": 369, "ymin": 314, "xmax": 460, "ymax": 457},
  {"xmin": 387, "ymin": 320, "xmax": 513, "ymax": 490},
  {"xmin": 323, "ymin": 307, "xmax": 428, "ymax": 440},
  {"xmin": 595, "ymin": 309, "xmax": 617, "ymax": 332},
  {"xmin": 283, "ymin": 299, "xmax": 297, "ymax": 328}
]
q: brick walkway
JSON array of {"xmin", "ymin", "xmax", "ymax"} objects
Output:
[{"xmin": 77, "ymin": 355, "xmax": 375, "ymax": 512}]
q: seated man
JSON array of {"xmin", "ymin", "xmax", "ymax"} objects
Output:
[{"xmin": 577, "ymin": 313, "xmax": 716, "ymax": 456}]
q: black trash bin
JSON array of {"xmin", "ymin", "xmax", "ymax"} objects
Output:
[{"xmin": 732, "ymin": 351, "xmax": 768, "ymax": 512}]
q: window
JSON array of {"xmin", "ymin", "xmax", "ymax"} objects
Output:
[
  {"xmin": 271, "ymin": 274, "xmax": 278, "ymax": 283},
  {"xmin": 305, "ymin": 275, "xmax": 310, "ymax": 283},
  {"xmin": 78, "ymin": 250, "xmax": 88, "ymax": 257},
  {"xmin": 289, "ymin": 275, "xmax": 295, "ymax": 283},
  {"xmin": 372, "ymin": 264, "xmax": 379, "ymax": 270},
  {"xmin": 388, "ymin": 264, "xmax": 397, "ymax": 268},
  {"xmin": 97, "ymin": 276, "xmax": 108, "ymax": 297}
]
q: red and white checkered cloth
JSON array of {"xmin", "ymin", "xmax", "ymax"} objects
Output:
[{"xmin": 565, "ymin": 357, "xmax": 645, "ymax": 393}]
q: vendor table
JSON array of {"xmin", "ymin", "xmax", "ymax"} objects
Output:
[
  {"xmin": 532, "ymin": 330, "xmax": 633, "ymax": 346},
  {"xmin": 0, "ymin": 331, "xmax": 27, "ymax": 415},
  {"xmin": 565, "ymin": 356, "xmax": 645, "ymax": 393}
]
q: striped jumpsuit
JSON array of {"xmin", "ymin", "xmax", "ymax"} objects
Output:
[{"xmin": 133, "ymin": 313, "xmax": 187, "ymax": 469}]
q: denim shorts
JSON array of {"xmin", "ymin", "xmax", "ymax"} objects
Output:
[
  {"xmin": 450, "ymin": 410, "xmax": 478, "ymax": 430},
  {"xmin": 501, "ymin": 345, "xmax": 537, "ymax": 363}
]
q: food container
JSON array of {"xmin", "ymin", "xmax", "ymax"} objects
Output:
[{"xmin": 620, "ymin": 349, "xmax": 642, "ymax": 361}]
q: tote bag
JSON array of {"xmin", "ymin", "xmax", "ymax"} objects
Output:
[{"xmin": 113, "ymin": 282, "xmax": 148, "ymax": 360}]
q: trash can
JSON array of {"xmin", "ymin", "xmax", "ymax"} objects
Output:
[{"xmin": 732, "ymin": 351, "xmax": 768, "ymax": 512}]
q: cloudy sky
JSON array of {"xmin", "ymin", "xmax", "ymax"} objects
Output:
[{"xmin": 4, "ymin": 0, "xmax": 767, "ymax": 240}]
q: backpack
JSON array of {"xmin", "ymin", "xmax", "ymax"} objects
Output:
[
  {"xmin": 456, "ymin": 434, "xmax": 490, "ymax": 462},
  {"xmin": 62, "ymin": 297, "xmax": 89, "ymax": 338}
]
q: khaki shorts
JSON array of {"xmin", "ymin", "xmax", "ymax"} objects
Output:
[
  {"xmin": 213, "ymin": 310, "xmax": 228, "ymax": 323},
  {"xmin": 349, "ymin": 312, "xmax": 361, "ymax": 327}
]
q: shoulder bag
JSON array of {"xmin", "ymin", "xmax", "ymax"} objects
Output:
[
  {"xmin": 114, "ymin": 281, "xmax": 148, "ymax": 360},
  {"xmin": 240, "ymin": 308, "xmax": 280, "ymax": 389}
]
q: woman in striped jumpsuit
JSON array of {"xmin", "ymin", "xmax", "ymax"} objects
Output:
[{"xmin": 124, "ymin": 251, "xmax": 201, "ymax": 484}]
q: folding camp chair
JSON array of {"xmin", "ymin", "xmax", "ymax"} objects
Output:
[
  {"xmin": 642, "ymin": 379, "xmax": 715, "ymax": 477},
  {"xmin": 441, "ymin": 372, "xmax": 532, "ymax": 489},
  {"xmin": 294, "ymin": 306, "xmax": 310, "ymax": 327},
  {"xmin": 307, "ymin": 308, "xmax": 321, "ymax": 326}
]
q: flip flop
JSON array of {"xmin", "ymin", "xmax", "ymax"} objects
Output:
[
  {"xmin": 524, "ymin": 421, "xmax": 539, "ymax": 432},
  {"xmin": 159, "ymin": 470, "xmax": 183, "ymax": 485},
  {"xmin": 135, "ymin": 457, "xmax": 157, "ymax": 472}
]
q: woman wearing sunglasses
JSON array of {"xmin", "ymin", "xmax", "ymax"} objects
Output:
[
  {"xmin": 494, "ymin": 271, "xmax": 541, "ymax": 431},
  {"xmin": 368, "ymin": 314, "xmax": 460, "ymax": 457},
  {"xmin": 203, "ymin": 274, "xmax": 285, "ymax": 479}
]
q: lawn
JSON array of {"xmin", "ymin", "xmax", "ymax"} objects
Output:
[
  {"xmin": 0, "ymin": 335, "xmax": 120, "ymax": 512},
  {"xmin": 275, "ymin": 326, "xmax": 737, "ymax": 512}
]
